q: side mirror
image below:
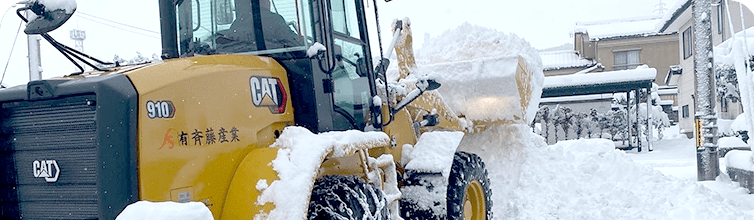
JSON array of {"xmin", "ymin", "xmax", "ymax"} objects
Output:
[
  {"xmin": 417, "ymin": 79, "xmax": 441, "ymax": 92},
  {"xmin": 424, "ymin": 79, "xmax": 441, "ymax": 91},
  {"xmin": 23, "ymin": 0, "xmax": 76, "ymax": 34}
]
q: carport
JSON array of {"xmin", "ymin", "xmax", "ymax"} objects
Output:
[{"xmin": 541, "ymin": 68, "xmax": 656, "ymax": 151}]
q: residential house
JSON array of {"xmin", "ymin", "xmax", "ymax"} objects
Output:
[
  {"xmin": 573, "ymin": 15, "xmax": 680, "ymax": 86},
  {"xmin": 658, "ymin": 0, "xmax": 754, "ymax": 136}
]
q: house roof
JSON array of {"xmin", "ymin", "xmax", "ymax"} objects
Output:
[
  {"xmin": 539, "ymin": 50, "xmax": 595, "ymax": 70},
  {"xmin": 657, "ymin": 0, "xmax": 692, "ymax": 33},
  {"xmin": 575, "ymin": 0, "xmax": 693, "ymax": 40},
  {"xmin": 542, "ymin": 67, "xmax": 656, "ymax": 98},
  {"xmin": 657, "ymin": 88, "xmax": 679, "ymax": 95},
  {"xmin": 575, "ymin": 15, "xmax": 666, "ymax": 40},
  {"xmin": 540, "ymin": 93, "xmax": 614, "ymax": 103}
]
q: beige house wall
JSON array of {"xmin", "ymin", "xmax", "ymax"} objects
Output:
[
  {"xmin": 677, "ymin": 18, "xmax": 696, "ymax": 135},
  {"xmin": 594, "ymin": 34, "xmax": 680, "ymax": 86}
]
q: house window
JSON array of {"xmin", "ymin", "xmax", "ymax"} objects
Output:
[
  {"xmin": 614, "ymin": 50, "xmax": 641, "ymax": 70},
  {"xmin": 682, "ymin": 105, "xmax": 690, "ymax": 118},
  {"xmin": 683, "ymin": 27, "xmax": 693, "ymax": 59},
  {"xmin": 717, "ymin": 3, "xmax": 725, "ymax": 35}
]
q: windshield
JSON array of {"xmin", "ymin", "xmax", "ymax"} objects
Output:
[{"xmin": 176, "ymin": 0, "xmax": 311, "ymax": 56}]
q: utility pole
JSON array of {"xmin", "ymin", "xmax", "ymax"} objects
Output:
[
  {"xmin": 693, "ymin": 0, "xmax": 719, "ymax": 181},
  {"xmin": 26, "ymin": 10, "xmax": 42, "ymax": 81},
  {"xmin": 70, "ymin": 29, "xmax": 86, "ymax": 71},
  {"xmin": 655, "ymin": 0, "xmax": 668, "ymax": 15}
]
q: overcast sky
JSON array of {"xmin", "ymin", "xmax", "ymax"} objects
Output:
[{"xmin": 2, "ymin": 0, "xmax": 746, "ymax": 88}]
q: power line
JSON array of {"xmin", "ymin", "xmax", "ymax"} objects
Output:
[
  {"xmin": 75, "ymin": 12, "xmax": 160, "ymax": 35},
  {"xmin": 73, "ymin": 15, "xmax": 160, "ymax": 39},
  {"xmin": 1, "ymin": 20, "xmax": 23, "ymax": 87}
]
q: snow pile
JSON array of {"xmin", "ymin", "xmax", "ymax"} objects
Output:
[
  {"xmin": 410, "ymin": 23, "xmax": 544, "ymax": 124},
  {"xmin": 730, "ymin": 113, "xmax": 751, "ymax": 133},
  {"xmin": 416, "ymin": 22, "xmax": 541, "ymax": 67},
  {"xmin": 502, "ymin": 138, "xmax": 754, "ymax": 219},
  {"xmin": 256, "ymin": 127, "xmax": 389, "ymax": 219},
  {"xmin": 404, "ymin": 131, "xmax": 465, "ymax": 177},
  {"xmin": 719, "ymin": 137, "xmax": 748, "ymax": 149},
  {"xmin": 727, "ymin": 150, "xmax": 754, "ymax": 171},
  {"xmin": 457, "ymin": 124, "xmax": 547, "ymax": 219},
  {"xmin": 38, "ymin": 0, "xmax": 77, "ymax": 14},
  {"xmin": 115, "ymin": 201, "xmax": 213, "ymax": 220}
]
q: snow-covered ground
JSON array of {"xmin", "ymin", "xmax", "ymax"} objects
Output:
[{"xmin": 482, "ymin": 125, "xmax": 754, "ymax": 219}]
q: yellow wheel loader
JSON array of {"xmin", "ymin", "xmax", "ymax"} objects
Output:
[{"xmin": 0, "ymin": 0, "xmax": 539, "ymax": 219}]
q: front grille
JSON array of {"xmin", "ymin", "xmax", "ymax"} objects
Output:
[{"xmin": 0, "ymin": 95, "xmax": 98, "ymax": 220}]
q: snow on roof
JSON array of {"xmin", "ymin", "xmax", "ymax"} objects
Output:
[
  {"xmin": 658, "ymin": 99, "xmax": 675, "ymax": 105},
  {"xmin": 657, "ymin": 0, "xmax": 692, "ymax": 33},
  {"xmin": 575, "ymin": 15, "xmax": 665, "ymax": 40},
  {"xmin": 656, "ymin": 88, "xmax": 678, "ymax": 95},
  {"xmin": 539, "ymin": 50, "xmax": 595, "ymax": 70},
  {"xmin": 540, "ymin": 93, "xmax": 614, "ymax": 103},
  {"xmin": 544, "ymin": 67, "xmax": 656, "ymax": 89}
]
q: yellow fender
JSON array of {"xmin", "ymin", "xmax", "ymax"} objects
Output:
[{"xmin": 220, "ymin": 147, "xmax": 279, "ymax": 220}]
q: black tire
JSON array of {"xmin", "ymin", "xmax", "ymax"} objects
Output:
[
  {"xmin": 307, "ymin": 175, "xmax": 390, "ymax": 220},
  {"xmin": 400, "ymin": 152, "xmax": 492, "ymax": 220},
  {"xmin": 447, "ymin": 151, "xmax": 492, "ymax": 220},
  {"xmin": 400, "ymin": 172, "xmax": 446, "ymax": 220}
]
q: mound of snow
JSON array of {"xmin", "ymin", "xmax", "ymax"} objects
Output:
[
  {"xmin": 457, "ymin": 124, "xmax": 547, "ymax": 219},
  {"xmin": 115, "ymin": 201, "xmax": 213, "ymax": 220},
  {"xmin": 727, "ymin": 150, "xmax": 754, "ymax": 171},
  {"xmin": 417, "ymin": 23, "xmax": 542, "ymax": 67},
  {"xmin": 730, "ymin": 113, "xmax": 751, "ymax": 133},
  {"xmin": 256, "ymin": 127, "xmax": 389, "ymax": 219},
  {"xmin": 719, "ymin": 137, "xmax": 748, "ymax": 149},
  {"xmin": 500, "ymin": 138, "xmax": 754, "ymax": 219}
]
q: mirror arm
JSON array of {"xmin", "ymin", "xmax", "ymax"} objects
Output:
[
  {"xmin": 16, "ymin": 7, "xmax": 30, "ymax": 23},
  {"xmin": 391, "ymin": 87, "xmax": 422, "ymax": 115},
  {"xmin": 40, "ymin": 34, "xmax": 111, "ymax": 73},
  {"xmin": 389, "ymin": 79, "xmax": 441, "ymax": 116},
  {"xmin": 44, "ymin": 34, "xmax": 87, "ymax": 74},
  {"xmin": 17, "ymin": 7, "xmax": 113, "ymax": 74}
]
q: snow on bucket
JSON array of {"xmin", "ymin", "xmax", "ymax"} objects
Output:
[{"xmin": 427, "ymin": 55, "xmax": 543, "ymax": 125}]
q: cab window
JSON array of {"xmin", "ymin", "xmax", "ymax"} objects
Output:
[
  {"xmin": 329, "ymin": 0, "xmax": 371, "ymax": 130},
  {"xmin": 176, "ymin": 0, "xmax": 313, "ymax": 56}
]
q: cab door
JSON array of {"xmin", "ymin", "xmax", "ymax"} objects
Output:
[{"xmin": 326, "ymin": 0, "xmax": 377, "ymax": 131}]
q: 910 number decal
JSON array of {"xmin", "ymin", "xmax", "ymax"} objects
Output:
[{"xmin": 147, "ymin": 101, "xmax": 175, "ymax": 119}]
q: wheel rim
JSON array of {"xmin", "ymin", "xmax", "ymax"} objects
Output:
[{"xmin": 463, "ymin": 180, "xmax": 486, "ymax": 220}]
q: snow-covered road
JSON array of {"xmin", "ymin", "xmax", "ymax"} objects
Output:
[
  {"xmin": 628, "ymin": 134, "xmax": 754, "ymax": 218},
  {"xmin": 481, "ymin": 125, "xmax": 754, "ymax": 219}
]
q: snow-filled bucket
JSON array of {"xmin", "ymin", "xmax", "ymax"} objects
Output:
[{"xmin": 427, "ymin": 55, "xmax": 543, "ymax": 125}]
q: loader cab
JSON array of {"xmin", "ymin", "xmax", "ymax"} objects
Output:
[{"xmin": 159, "ymin": 0, "xmax": 379, "ymax": 133}]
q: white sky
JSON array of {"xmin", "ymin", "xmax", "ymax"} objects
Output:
[{"xmin": 1, "ymin": 0, "xmax": 743, "ymax": 88}]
